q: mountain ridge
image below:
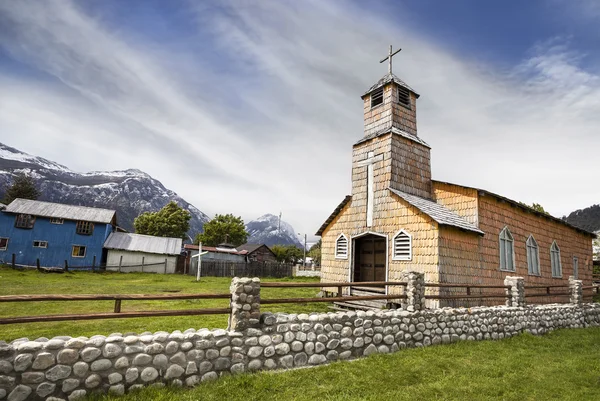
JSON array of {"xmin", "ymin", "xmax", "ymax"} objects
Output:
[
  {"xmin": 0, "ymin": 143, "xmax": 210, "ymax": 235},
  {"xmin": 245, "ymin": 213, "xmax": 303, "ymax": 247}
]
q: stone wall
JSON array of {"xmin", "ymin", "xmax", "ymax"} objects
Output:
[{"xmin": 1, "ymin": 275, "xmax": 599, "ymax": 401}]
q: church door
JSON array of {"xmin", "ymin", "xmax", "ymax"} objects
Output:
[{"xmin": 353, "ymin": 235, "xmax": 387, "ymax": 282}]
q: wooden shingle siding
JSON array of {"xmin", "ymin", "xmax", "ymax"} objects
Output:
[
  {"xmin": 363, "ymin": 83, "xmax": 418, "ymax": 138},
  {"xmin": 432, "ymin": 181, "xmax": 479, "ymax": 226},
  {"xmin": 477, "ymin": 194, "xmax": 593, "ymax": 300}
]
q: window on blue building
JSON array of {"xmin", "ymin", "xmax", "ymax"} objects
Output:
[
  {"xmin": 33, "ymin": 241, "xmax": 48, "ymax": 248},
  {"xmin": 76, "ymin": 221, "xmax": 94, "ymax": 235},
  {"xmin": 50, "ymin": 218, "xmax": 64, "ymax": 224},
  {"xmin": 15, "ymin": 214, "xmax": 36, "ymax": 229},
  {"xmin": 72, "ymin": 245, "xmax": 86, "ymax": 258},
  {"xmin": 0, "ymin": 238, "xmax": 8, "ymax": 250}
]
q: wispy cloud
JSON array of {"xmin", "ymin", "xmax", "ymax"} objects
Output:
[{"xmin": 0, "ymin": 0, "xmax": 599, "ymax": 240}]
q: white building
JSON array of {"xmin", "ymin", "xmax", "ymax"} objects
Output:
[{"xmin": 104, "ymin": 232, "xmax": 182, "ymax": 274}]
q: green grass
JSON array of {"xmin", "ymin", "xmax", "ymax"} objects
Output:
[
  {"xmin": 88, "ymin": 328, "xmax": 600, "ymax": 401},
  {"xmin": 0, "ymin": 266, "xmax": 327, "ymax": 341}
]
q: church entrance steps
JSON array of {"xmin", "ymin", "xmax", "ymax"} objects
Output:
[
  {"xmin": 330, "ymin": 287, "xmax": 393, "ymax": 311},
  {"xmin": 329, "ymin": 301, "xmax": 382, "ymax": 312},
  {"xmin": 351, "ymin": 286, "xmax": 386, "ymax": 294}
]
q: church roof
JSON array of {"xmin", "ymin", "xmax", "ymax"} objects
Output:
[
  {"xmin": 315, "ymin": 196, "xmax": 352, "ymax": 236},
  {"xmin": 362, "ymin": 73, "xmax": 420, "ymax": 98},
  {"xmin": 388, "ymin": 188, "xmax": 484, "ymax": 235},
  {"xmin": 354, "ymin": 126, "xmax": 430, "ymax": 148}
]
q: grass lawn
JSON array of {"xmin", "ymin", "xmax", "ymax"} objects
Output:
[
  {"xmin": 0, "ymin": 266, "xmax": 327, "ymax": 341},
  {"xmin": 88, "ymin": 328, "xmax": 600, "ymax": 401}
]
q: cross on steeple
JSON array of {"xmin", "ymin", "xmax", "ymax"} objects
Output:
[{"xmin": 379, "ymin": 45, "xmax": 402, "ymax": 74}]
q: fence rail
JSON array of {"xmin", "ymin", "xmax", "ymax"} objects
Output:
[
  {"xmin": 0, "ymin": 292, "xmax": 231, "ymax": 325},
  {"xmin": 1, "ymin": 279, "xmax": 598, "ymax": 325}
]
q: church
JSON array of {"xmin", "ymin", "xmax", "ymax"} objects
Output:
[{"xmin": 316, "ymin": 46, "xmax": 595, "ymax": 307}]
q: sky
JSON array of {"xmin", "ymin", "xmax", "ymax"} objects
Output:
[{"xmin": 1, "ymin": 0, "xmax": 600, "ymax": 243}]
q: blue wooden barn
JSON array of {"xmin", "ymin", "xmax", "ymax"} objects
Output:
[{"xmin": 0, "ymin": 198, "xmax": 117, "ymax": 268}]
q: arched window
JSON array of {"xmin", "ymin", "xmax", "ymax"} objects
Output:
[
  {"xmin": 551, "ymin": 241, "xmax": 562, "ymax": 277},
  {"xmin": 499, "ymin": 227, "xmax": 515, "ymax": 271},
  {"xmin": 335, "ymin": 234, "xmax": 348, "ymax": 259},
  {"xmin": 392, "ymin": 230, "xmax": 412, "ymax": 261},
  {"xmin": 526, "ymin": 235, "xmax": 540, "ymax": 276}
]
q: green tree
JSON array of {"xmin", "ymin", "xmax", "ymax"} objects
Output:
[
  {"xmin": 308, "ymin": 239, "xmax": 322, "ymax": 266},
  {"xmin": 134, "ymin": 201, "xmax": 191, "ymax": 238},
  {"xmin": 2, "ymin": 174, "xmax": 40, "ymax": 204},
  {"xmin": 195, "ymin": 214, "xmax": 248, "ymax": 247},
  {"xmin": 271, "ymin": 244, "xmax": 304, "ymax": 264},
  {"xmin": 519, "ymin": 202, "xmax": 547, "ymax": 214}
]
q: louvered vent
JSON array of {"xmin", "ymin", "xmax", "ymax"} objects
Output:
[
  {"xmin": 398, "ymin": 86, "xmax": 410, "ymax": 107},
  {"xmin": 370, "ymin": 87, "xmax": 384, "ymax": 108},
  {"xmin": 393, "ymin": 230, "xmax": 411, "ymax": 260},
  {"xmin": 335, "ymin": 234, "xmax": 348, "ymax": 259}
]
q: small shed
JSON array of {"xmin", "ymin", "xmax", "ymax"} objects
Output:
[
  {"xmin": 237, "ymin": 243, "xmax": 277, "ymax": 263},
  {"xmin": 104, "ymin": 232, "xmax": 182, "ymax": 274}
]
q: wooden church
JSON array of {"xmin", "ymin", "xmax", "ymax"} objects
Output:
[{"xmin": 316, "ymin": 46, "xmax": 595, "ymax": 308}]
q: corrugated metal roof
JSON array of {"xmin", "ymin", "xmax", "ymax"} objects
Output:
[
  {"xmin": 104, "ymin": 232, "xmax": 182, "ymax": 255},
  {"xmin": 388, "ymin": 188, "xmax": 484, "ymax": 235},
  {"xmin": 4, "ymin": 198, "xmax": 116, "ymax": 224}
]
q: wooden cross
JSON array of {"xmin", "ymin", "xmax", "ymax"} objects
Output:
[
  {"xmin": 356, "ymin": 151, "xmax": 384, "ymax": 227},
  {"xmin": 379, "ymin": 45, "xmax": 402, "ymax": 74}
]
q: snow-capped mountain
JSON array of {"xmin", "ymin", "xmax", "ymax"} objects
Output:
[
  {"xmin": 245, "ymin": 214, "xmax": 303, "ymax": 247},
  {"xmin": 0, "ymin": 143, "xmax": 210, "ymax": 235}
]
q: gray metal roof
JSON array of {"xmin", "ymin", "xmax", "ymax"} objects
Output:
[
  {"xmin": 4, "ymin": 198, "xmax": 116, "ymax": 224},
  {"xmin": 388, "ymin": 188, "xmax": 484, "ymax": 235},
  {"xmin": 362, "ymin": 73, "xmax": 420, "ymax": 98},
  {"xmin": 354, "ymin": 126, "xmax": 430, "ymax": 148},
  {"xmin": 104, "ymin": 232, "xmax": 182, "ymax": 256}
]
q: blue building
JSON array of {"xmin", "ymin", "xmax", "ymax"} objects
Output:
[{"xmin": 0, "ymin": 198, "xmax": 117, "ymax": 268}]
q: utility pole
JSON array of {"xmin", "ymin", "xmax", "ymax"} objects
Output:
[{"xmin": 298, "ymin": 233, "xmax": 307, "ymax": 268}]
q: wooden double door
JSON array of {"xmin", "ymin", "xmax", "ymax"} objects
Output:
[{"xmin": 353, "ymin": 235, "xmax": 387, "ymax": 282}]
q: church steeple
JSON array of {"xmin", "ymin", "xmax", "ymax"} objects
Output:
[
  {"xmin": 361, "ymin": 45, "xmax": 419, "ymax": 138},
  {"xmin": 352, "ymin": 45, "xmax": 432, "ymax": 203}
]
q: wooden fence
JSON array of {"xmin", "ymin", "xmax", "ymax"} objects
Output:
[
  {"xmin": 0, "ymin": 280, "xmax": 598, "ymax": 325},
  {"xmin": 188, "ymin": 261, "xmax": 294, "ymax": 278}
]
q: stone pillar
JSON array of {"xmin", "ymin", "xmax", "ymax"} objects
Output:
[
  {"xmin": 404, "ymin": 271, "xmax": 425, "ymax": 311},
  {"xmin": 569, "ymin": 276, "xmax": 583, "ymax": 305},
  {"xmin": 504, "ymin": 276, "xmax": 525, "ymax": 307},
  {"xmin": 228, "ymin": 277, "xmax": 261, "ymax": 331}
]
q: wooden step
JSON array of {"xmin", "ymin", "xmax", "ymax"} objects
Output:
[
  {"xmin": 332, "ymin": 301, "xmax": 380, "ymax": 311},
  {"xmin": 351, "ymin": 286, "xmax": 385, "ymax": 294},
  {"xmin": 350, "ymin": 289, "xmax": 387, "ymax": 298}
]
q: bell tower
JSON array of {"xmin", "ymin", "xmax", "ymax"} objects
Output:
[{"xmin": 352, "ymin": 45, "xmax": 432, "ymax": 223}]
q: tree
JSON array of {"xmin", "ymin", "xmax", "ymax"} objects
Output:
[
  {"xmin": 134, "ymin": 201, "xmax": 191, "ymax": 238},
  {"xmin": 308, "ymin": 239, "xmax": 322, "ymax": 266},
  {"xmin": 2, "ymin": 174, "xmax": 40, "ymax": 204},
  {"xmin": 195, "ymin": 214, "xmax": 248, "ymax": 247},
  {"xmin": 519, "ymin": 202, "xmax": 547, "ymax": 214},
  {"xmin": 271, "ymin": 245, "xmax": 304, "ymax": 264}
]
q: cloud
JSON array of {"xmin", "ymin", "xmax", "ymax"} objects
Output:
[{"xmin": 0, "ymin": 0, "xmax": 599, "ymax": 241}]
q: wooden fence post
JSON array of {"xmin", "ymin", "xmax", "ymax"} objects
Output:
[
  {"xmin": 118, "ymin": 255, "xmax": 123, "ymax": 273},
  {"xmin": 114, "ymin": 299, "xmax": 122, "ymax": 313},
  {"xmin": 164, "ymin": 258, "xmax": 168, "ymax": 274},
  {"xmin": 36, "ymin": 258, "xmax": 41, "ymax": 271},
  {"xmin": 141, "ymin": 257, "xmax": 145, "ymax": 273},
  {"xmin": 64, "ymin": 260, "xmax": 69, "ymax": 272},
  {"xmin": 92, "ymin": 256, "xmax": 96, "ymax": 272},
  {"xmin": 11, "ymin": 253, "xmax": 15, "ymax": 269}
]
